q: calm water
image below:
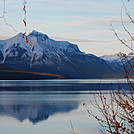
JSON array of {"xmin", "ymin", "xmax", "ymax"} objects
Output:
[{"xmin": 0, "ymin": 79, "xmax": 132, "ymax": 134}]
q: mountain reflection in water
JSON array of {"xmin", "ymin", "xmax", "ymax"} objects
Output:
[
  {"xmin": 0, "ymin": 91, "xmax": 79, "ymax": 124},
  {"xmin": 0, "ymin": 79, "xmax": 132, "ymax": 134}
]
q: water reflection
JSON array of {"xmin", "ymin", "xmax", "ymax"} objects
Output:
[
  {"xmin": 0, "ymin": 91, "xmax": 79, "ymax": 124},
  {"xmin": 0, "ymin": 79, "xmax": 131, "ymax": 91},
  {"xmin": 0, "ymin": 79, "xmax": 132, "ymax": 134}
]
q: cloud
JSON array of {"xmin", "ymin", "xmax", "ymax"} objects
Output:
[
  {"xmin": 51, "ymin": 36, "xmax": 115, "ymax": 43},
  {"xmin": 0, "ymin": 0, "xmax": 133, "ymax": 56},
  {"xmin": 53, "ymin": 16, "xmax": 132, "ymax": 28}
]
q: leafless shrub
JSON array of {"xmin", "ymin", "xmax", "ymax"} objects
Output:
[{"xmin": 84, "ymin": 1, "xmax": 134, "ymax": 133}]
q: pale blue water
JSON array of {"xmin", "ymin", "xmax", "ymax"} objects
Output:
[{"xmin": 0, "ymin": 79, "xmax": 132, "ymax": 134}]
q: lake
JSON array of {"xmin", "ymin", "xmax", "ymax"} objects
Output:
[{"xmin": 0, "ymin": 79, "xmax": 133, "ymax": 134}]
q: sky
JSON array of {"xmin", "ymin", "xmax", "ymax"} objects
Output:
[{"xmin": 0, "ymin": 0, "xmax": 134, "ymax": 56}]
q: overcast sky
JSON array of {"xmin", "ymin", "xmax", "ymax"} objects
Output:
[{"xmin": 0, "ymin": 0, "xmax": 134, "ymax": 56}]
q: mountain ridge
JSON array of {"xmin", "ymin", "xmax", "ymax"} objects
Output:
[
  {"xmin": 100, "ymin": 52, "xmax": 134, "ymax": 77},
  {"xmin": 0, "ymin": 30, "xmax": 119, "ymax": 79}
]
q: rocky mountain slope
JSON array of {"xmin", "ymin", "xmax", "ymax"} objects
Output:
[
  {"xmin": 0, "ymin": 30, "xmax": 117, "ymax": 79},
  {"xmin": 100, "ymin": 52, "xmax": 134, "ymax": 76}
]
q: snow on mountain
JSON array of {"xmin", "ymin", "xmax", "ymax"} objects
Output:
[
  {"xmin": 0, "ymin": 30, "xmax": 116, "ymax": 78},
  {"xmin": 28, "ymin": 30, "xmax": 76, "ymax": 66},
  {"xmin": 0, "ymin": 33, "xmax": 32, "ymax": 64},
  {"xmin": 1, "ymin": 33, "xmax": 31, "ymax": 52},
  {"xmin": 101, "ymin": 52, "xmax": 134, "ymax": 63},
  {"xmin": 100, "ymin": 54, "xmax": 123, "ymax": 74},
  {"xmin": 29, "ymin": 30, "xmax": 80, "ymax": 52},
  {"xmin": 100, "ymin": 52, "xmax": 134, "ymax": 75},
  {"xmin": 100, "ymin": 53, "xmax": 122, "ymax": 63}
]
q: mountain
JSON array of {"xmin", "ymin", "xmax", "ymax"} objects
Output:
[
  {"xmin": 101, "ymin": 52, "xmax": 134, "ymax": 63},
  {"xmin": 100, "ymin": 53, "xmax": 123, "ymax": 72},
  {"xmin": 100, "ymin": 52, "xmax": 134, "ymax": 76},
  {"xmin": 0, "ymin": 30, "xmax": 116, "ymax": 79},
  {"xmin": 101, "ymin": 53, "xmax": 122, "ymax": 63}
]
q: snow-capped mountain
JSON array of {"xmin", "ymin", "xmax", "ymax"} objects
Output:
[
  {"xmin": 101, "ymin": 52, "xmax": 134, "ymax": 63},
  {"xmin": 100, "ymin": 52, "xmax": 134, "ymax": 75},
  {"xmin": 100, "ymin": 53, "xmax": 123, "ymax": 71},
  {"xmin": 101, "ymin": 53, "xmax": 122, "ymax": 63},
  {"xmin": 0, "ymin": 30, "xmax": 116, "ymax": 79}
]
